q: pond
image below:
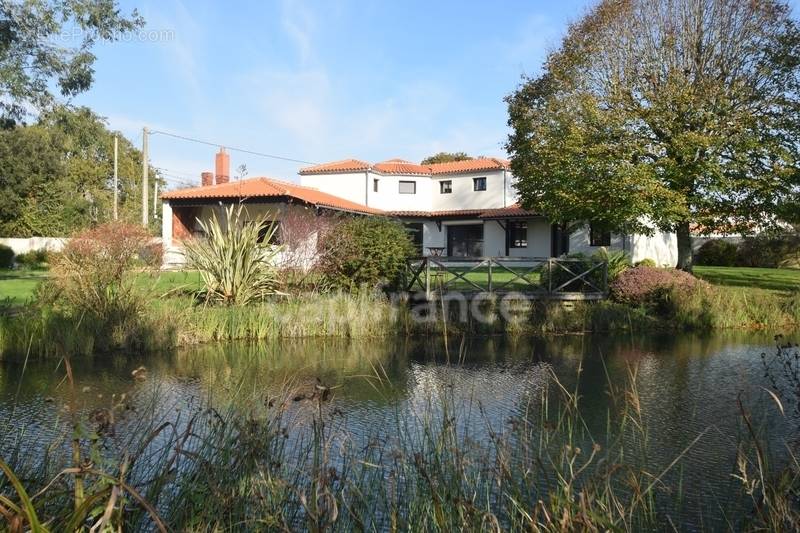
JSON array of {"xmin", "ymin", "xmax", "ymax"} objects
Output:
[{"xmin": 0, "ymin": 331, "xmax": 797, "ymax": 530}]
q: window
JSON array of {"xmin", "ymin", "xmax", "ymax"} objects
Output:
[
  {"xmin": 373, "ymin": 178, "xmax": 379, "ymax": 192},
  {"xmin": 404, "ymin": 222, "xmax": 424, "ymax": 256},
  {"xmin": 473, "ymin": 177, "xmax": 487, "ymax": 191},
  {"xmin": 440, "ymin": 180, "xmax": 452, "ymax": 194},
  {"xmin": 589, "ymin": 224, "xmax": 611, "ymax": 247},
  {"xmin": 398, "ymin": 180, "xmax": 416, "ymax": 194},
  {"xmin": 254, "ymin": 222, "xmax": 281, "ymax": 245},
  {"xmin": 509, "ymin": 221, "xmax": 527, "ymax": 248}
]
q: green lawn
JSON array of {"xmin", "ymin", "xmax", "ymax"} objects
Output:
[
  {"xmin": 1, "ymin": 265, "xmax": 797, "ymax": 306},
  {"xmin": 0, "ymin": 270, "xmax": 204, "ymax": 306},
  {"xmin": 694, "ymin": 266, "xmax": 800, "ymax": 292},
  {"xmin": 0, "ymin": 270, "xmax": 49, "ymax": 306}
]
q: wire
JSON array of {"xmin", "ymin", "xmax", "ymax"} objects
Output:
[{"xmin": 148, "ymin": 129, "xmax": 317, "ymax": 165}]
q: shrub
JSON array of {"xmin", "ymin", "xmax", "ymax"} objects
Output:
[
  {"xmin": 0, "ymin": 244, "xmax": 13, "ymax": 269},
  {"xmin": 737, "ymin": 233, "xmax": 800, "ymax": 268},
  {"xmin": 318, "ymin": 217, "xmax": 415, "ymax": 291},
  {"xmin": 183, "ymin": 205, "xmax": 281, "ymax": 305},
  {"xmin": 695, "ymin": 239, "xmax": 739, "ymax": 266},
  {"xmin": 48, "ymin": 222, "xmax": 156, "ymax": 352},
  {"xmin": 610, "ymin": 266, "xmax": 708, "ymax": 307},
  {"xmin": 14, "ymin": 248, "xmax": 49, "ymax": 269},
  {"xmin": 540, "ymin": 251, "xmax": 617, "ymax": 292},
  {"xmin": 594, "ymin": 247, "xmax": 631, "ymax": 281},
  {"xmin": 634, "ymin": 258, "xmax": 657, "ymax": 268}
]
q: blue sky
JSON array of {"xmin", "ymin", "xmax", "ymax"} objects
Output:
[{"xmin": 73, "ymin": 0, "xmax": 799, "ymax": 190}]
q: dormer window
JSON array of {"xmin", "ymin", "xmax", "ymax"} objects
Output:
[
  {"xmin": 398, "ymin": 180, "xmax": 416, "ymax": 194},
  {"xmin": 440, "ymin": 180, "xmax": 452, "ymax": 194},
  {"xmin": 473, "ymin": 177, "xmax": 487, "ymax": 191}
]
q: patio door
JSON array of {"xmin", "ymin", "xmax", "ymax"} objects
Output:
[{"xmin": 447, "ymin": 224, "xmax": 484, "ymax": 257}]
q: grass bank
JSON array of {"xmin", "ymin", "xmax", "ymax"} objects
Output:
[{"xmin": 0, "ymin": 267, "xmax": 798, "ymax": 359}]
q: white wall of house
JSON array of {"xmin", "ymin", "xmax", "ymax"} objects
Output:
[
  {"xmin": 432, "ymin": 170, "xmax": 513, "ymax": 211},
  {"xmin": 368, "ymin": 171, "xmax": 434, "ymax": 211},
  {"xmin": 630, "ymin": 229, "xmax": 678, "ymax": 266},
  {"xmin": 483, "ymin": 220, "xmax": 506, "ymax": 256},
  {"xmin": 506, "ymin": 218, "xmax": 551, "ymax": 258},
  {"xmin": 422, "ymin": 220, "xmax": 445, "ymax": 249},
  {"xmin": 569, "ymin": 226, "xmax": 628, "ymax": 256},
  {"xmin": 568, "ymin": 224, "xmax": 678, "ymax": 266},
  {"xmin": 302, "ymin": 168, "xmax": 516, "ymax": 212},
  {"xmin": 301, "ymin": 172, "xmax": 369, "ymax": 206}
]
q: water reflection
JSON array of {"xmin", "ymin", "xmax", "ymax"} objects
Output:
[{"xmin": 0, "ymin": 330, "xmax": 794, "ymax": 528}]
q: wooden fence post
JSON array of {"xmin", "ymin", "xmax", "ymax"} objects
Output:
[{"xmin": 425, "ymin": 258, "xmax": 431, "ymax": 299}]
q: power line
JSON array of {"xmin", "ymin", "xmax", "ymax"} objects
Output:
[{"xmin": 148, "ymin": 129, "xmax": 317, "ymax": 165}]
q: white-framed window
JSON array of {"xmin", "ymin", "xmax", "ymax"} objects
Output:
[
  {"xmin": 440, "ymin": 180, "xmax": 452, "ymax": 194},
  {"xmin": 473, "ymin": 177, "xmax": 487, "ymax": 191},
  {"xmin": 399, "ymin": 180, "xmax": 416, "ymax": 194},
  {"xmin": 509, "ymin": 221, "xmax": 527, "ymax": 248},
  {"xmin": 373, "ymin": 178, "xmax": 379, "ymax": 192}
]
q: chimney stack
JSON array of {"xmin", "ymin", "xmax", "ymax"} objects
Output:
[
  {"xmin": 215, "ymin": 148, "xmax": 230, "ymax": 184},
  {"xmin": 201, "ymin": 171, "xmax": 214, "ymax": 186}
]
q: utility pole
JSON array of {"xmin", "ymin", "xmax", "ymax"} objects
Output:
[
  {"xmin": 113, "ymin": 135, "xmax": 119, "ymax": 220},
  {"xmin": 141, "ymin": 126, "xmax": 149, "ymax": 227}
]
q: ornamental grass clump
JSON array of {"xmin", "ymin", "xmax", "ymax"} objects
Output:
[{"xmin": 183, "ymin": 205, "xmax": 281, "ymax": 305}]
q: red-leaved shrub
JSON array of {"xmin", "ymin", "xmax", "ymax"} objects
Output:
[{"xmin": 610, "ymin": 266, "xmax": 708, "ymax": 306}]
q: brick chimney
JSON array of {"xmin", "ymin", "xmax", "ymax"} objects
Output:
[
  {"xmin": 215, "ymin": 148, "xmax": 230, "ymax": 184},
  {"xmin": 201, "ymin": 171, "xmax": 214, "ymax": 186}
]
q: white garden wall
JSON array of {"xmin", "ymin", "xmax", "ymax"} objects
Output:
[{"xmin": 0, "ymin": 237, "xmax": 67, "ymax": 255}]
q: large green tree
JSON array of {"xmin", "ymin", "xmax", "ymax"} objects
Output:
[
  {"xmin": 0, "ymin": 106, "xmax": 161, "ymax": 236},
  {"xmin": 506, "ymin": 0, "xmax": 800, "ymax": 270},
  {"xmin": 0, "ymin": 0, "xmax": 143, "ymax": 125}
]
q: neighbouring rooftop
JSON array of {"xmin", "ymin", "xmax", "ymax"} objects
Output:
[{"xmin": 299, "ymin": 157, "xmax": 511, "ymax": 176}]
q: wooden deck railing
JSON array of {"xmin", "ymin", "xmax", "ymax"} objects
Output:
[{"xmin": 403, "ymin": 256, "xmax": 608, "ymax": 299}]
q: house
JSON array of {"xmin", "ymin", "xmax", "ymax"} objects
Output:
[
  {"xmin": 160, "ymin": 149, "xmax": 381, "ymax": 268},
  {"xmin": 160, "ymin": 150, "xmax": 678, "ymax": 267},
  {"xmin": 299, "ymin": 157, "xmax": 678, "ymax": 265}
]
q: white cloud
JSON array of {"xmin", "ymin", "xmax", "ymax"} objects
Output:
[{"xmin": 281, "ymin": 0, "xmax": 317, "ymax": 64}]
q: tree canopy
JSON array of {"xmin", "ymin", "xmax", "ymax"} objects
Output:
[
  {"xmin": 0, "ymin": 106, "xmax": 161, "ymax": 237},
  {"xmin": 506, "ymin": 0, "xmax": 800, "ymax": 269},
  {"xmin": 0, "ymin": 0, "xmax": 143, "ymax": 125},
  {"xmin": 420, "ymin": 152, "xmax": 473, "ymax": 165}
]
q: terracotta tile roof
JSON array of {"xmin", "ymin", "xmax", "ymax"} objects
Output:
[
  {"xmin": 299, "ymin": 159, "xmax": 370, "ymax": 174},
  {"xmin": 388, "ymin": 204, "xmax": 539, "ymax": 219},
  {"xmin": 390, "ymin": 209, "xmax": 486, "ymax": 218},
  {"xmin": 428, "ymin": 158, "xmax": 510, "ymax": 175},
  {"xmin": 161, "ymin": 177, "xmax": 382, "ymax": 215},
  {"xmin": 477, "ymin": 204, "xmax": 539, "ymax": 218},
  {"xmin": 373, "ymin": 159, "xmax": 431, "ymax": 175},
  {"xmin": 299, "ymin": 157, "xmax": 512, "ymax": 176}
]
